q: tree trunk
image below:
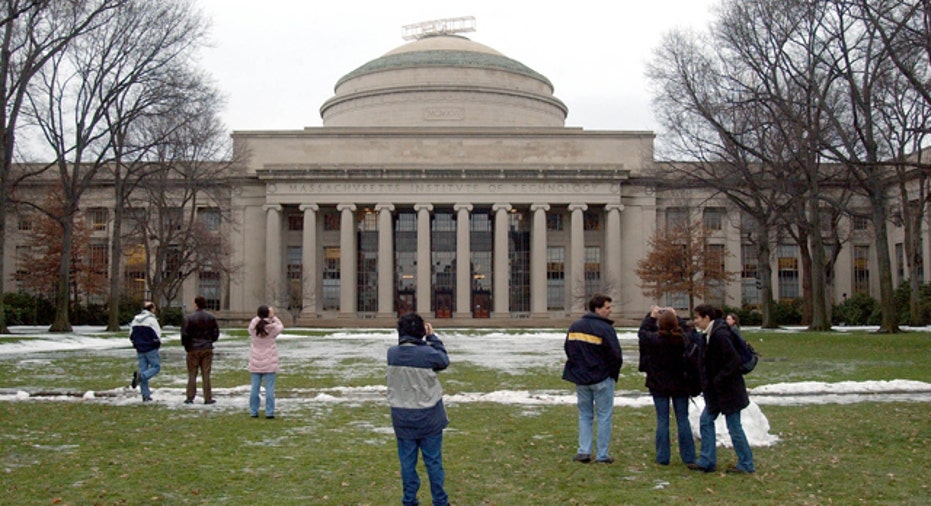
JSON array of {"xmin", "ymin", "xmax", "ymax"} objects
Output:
[
  {"xmin": 106, "ymin": 170, "xmax": 125, "ymax": 331},
  {"xmin": 871, "ymin": 188, "xmax": 900, "ymax": 333},
  {"xmin": 50, "ymin": 217, "xmax": 75, "ymax": 332}
]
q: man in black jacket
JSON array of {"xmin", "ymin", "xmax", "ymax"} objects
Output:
[
  {"xmin": 689, "ymin": 304, "xmax": 755, "ymax": 474},
  {"xmin": 562, "ymin": 294, "xmax": 623, "ymax": 464},
  {"xmin": 129, "ymin": 301, "xmax": 161, "ymax": 402},
  {"xmin": 181, "ymin": 296, "xmax": 220, "ymax": 404}
]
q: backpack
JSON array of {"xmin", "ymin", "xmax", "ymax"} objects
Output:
[{"xmin": 728, "ymin": 328, "xmax": 758, "ymax": 374}]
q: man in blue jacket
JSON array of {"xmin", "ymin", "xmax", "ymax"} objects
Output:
[
  {"xmin": 387, "ymin": 313, "xmax": 450, "ymax": 506},
  {"xmin": 129, "ymin": 301, "xmax": 161, "ymax": 402},
  {"xmin": 563, "ymin": 294, "xmax": 623, "ymax": 464}
]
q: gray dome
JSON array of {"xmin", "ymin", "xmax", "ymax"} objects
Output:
[{"xmin": 320, "ymin": 35, "xmax": 567, "ymax": 128}]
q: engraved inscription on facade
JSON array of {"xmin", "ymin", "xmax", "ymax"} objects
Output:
[
  {"xmin": 423, "ymin": 107, "xmax": 465, "ymax": 121},
  {"xmin": 274, "ymin": 182, "xmax": 615, "ymax": 195}
]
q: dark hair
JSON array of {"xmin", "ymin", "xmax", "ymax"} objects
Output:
[
  {"xmin": 657, "ymin": 311, "xmax": 685, "ymax": 345},
  {"xmin": 143, "ymin": 301, "xmax": 155, "ymax": 312},
  {"xmin": 727, "ymin": 313, "xmax": 741, "ymax": 328},
  {"xmin": 194, "ymin": 296, "xmax": 207, "ymax": 310},
  {"xmin": 255, "ymin": 305, "xmax": 270, "ymax": 337},
  {"xmin": 694, "ymin": 304, "xmax": 723, "ymax": 320},
  {"xmin": 588, "ymin": 294, "xmax": 612, "ymax": 313},
  {"xmin": 397, "ymin": 312, "xmax": 426, "ymax": 339}
]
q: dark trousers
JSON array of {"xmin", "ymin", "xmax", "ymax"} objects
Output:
[{"xmin": 186, "ymin": 348, "xmax": 214, "ymax": 402}]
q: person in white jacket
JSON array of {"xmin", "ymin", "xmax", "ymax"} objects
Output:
[
  {"xmin": 247, "ymin": 305, "xmax": 284, "ymax": 418},
  {"xmin": 129, "ymin": 301, "xmax": 162, "ymax": 402}
]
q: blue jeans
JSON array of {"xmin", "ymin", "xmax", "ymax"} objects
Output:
[
  {"xmin": 136, "ymin": 349, "xmax": 160, "ymax": 400},
  {"xmin": 697, "ymin": 407, "xmax": 755, "ymax": 472},
  {"xmin": 652, "ymin": 395, "xmax": 696, "ymax": 464},
  {"xmin": 396, "ymin": 433, "xmax": 448, "ymax": 506},
  {"xmin": 250, "ymin": 372, "xmax": 276, "ymax": 417},
  {"xmin": 575, "ymin": 377, "xmax": 616, "ymax": 460}
]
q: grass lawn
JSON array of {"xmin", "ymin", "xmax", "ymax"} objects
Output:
[{"xmin": 1, "ymin": 328, "xmax": 930, "ymax": 505}]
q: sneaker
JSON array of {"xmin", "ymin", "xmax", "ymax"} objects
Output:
[
  {"xmin": 726, "ymin": 465, "xmax": 754, "ymax": 474},
  {"xmin": 595, "ymin": 457, "xmax": 615, "ymax": 464},
  {"xmin": 183, "ymin": 398, "xmax": 194, "ymax": 404},
  {"xmin": 265, "ymin": 415, "xmax": 275, "ymax": 419},
  {"xmin": 204, "ymin": 399, "xmax": 216, "ymax": 405},
  {"xmin": 687, "ymin": 463, "xmax": 714, "ymax": 473},
  {"xmin": 573, "ymin": 453, "xmax": 592, "ymax": 463},
  {"xmin": 142, "ymin": 396, "xmax": 152, "ymax": 402},
  {"xmin": 131, "ymin": 371, "xmax": 139, "ymax": 389}
]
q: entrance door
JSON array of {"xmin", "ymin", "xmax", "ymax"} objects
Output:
[
  {"xmin": 435, "ymin": 291, "xmax": 453, "ymax": 318},
  {"xmin": 396, "ymin": 291, "xmax": 415, "ymax": 317},
  {"xmin": 472, "ymin": 291, "xmax": 491, "ymax": 318}
]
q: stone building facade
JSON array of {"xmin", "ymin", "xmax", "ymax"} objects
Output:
[{"xmin": 6, "ymin": 31, "xmax": 906, "ymax": 326}]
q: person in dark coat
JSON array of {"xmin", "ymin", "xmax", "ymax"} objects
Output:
[
  {"xmin": 562, "ymin": 294, "xmax": 622, "ymax": 464},
  {"xmin": 181, "ymin": 296, "xmax": 220, "ymax": 405},
  {"xmin": 689, "ymin": 304, "xmax": 755, "ymax": 474},
  {"xmin": 638, "ymin": 306, "xmax": 700, "ymax": 466}
]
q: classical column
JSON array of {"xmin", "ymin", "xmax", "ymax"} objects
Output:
[
  {"xmin": 263, "ymin": 204, "xmax": 282, "ymax": 306},
  {"xmin": 414, "ymin": 204, "xmax": 433, "ymax": 314},
  {"xmin": 530, "ymin": 203, "xmax": 550, "ymax": 317},
  {"xmin": 604, "ymin": 204, "xmax": 624, "ymax": 303},
  {"xmin": 569, "ymin": 204, "xmax": 588, "ymax": 315},
  {"xmin": 337, "ymin": 203, "xmax": 357, "ymax": 318},
  {"xmin": 376, "ymin": 203, "xmax": 395, "ymax": 318},
  {"xmin": 299, "ymin": 204, "xmax": 319, "ymax": 318},
  {"xmin": 454, "ymin": 203, "xmax": 473, "ymax": 318},
  {"xmin": 492, "ymin": 204, "xmax": 512, "ymax": 318}
]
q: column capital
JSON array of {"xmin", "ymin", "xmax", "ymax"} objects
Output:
[
  {"xmin": 337, "ymin": 203, "xmax": 357, "ymax": 212},
  {"xmin": 530, "ymin": 203, "xmax": 550, "ymax": 212},
  {"xmin": 375, "ymin": 203, "xmax": 395, "ymax": 213},
  {"xmin": 299, "ymin": 203, "xmax": 319, "ymax": 212},
  {"xmin": 568, "ymin": 203, "xmax": 588, "ymax": 212},
  {"xmin": 263, "ymin": 204, "xmax": 282, "ymax": 213},
  {"xmin": 605, "ymin": 204, "xmax": 625, "ymax": 212},
  {"xmin": 492, "ymin": 203, "xmax": 512, "ymax": 213},
  {"xmin": 454, "ymin": 203, "xmax": 473, "ymax": 213},
  {"xmin": 414, "ymin": 203, "xmax": 434, "ymax": 213}
]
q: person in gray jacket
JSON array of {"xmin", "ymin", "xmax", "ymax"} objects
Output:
[
  {"xmin": 181, "ymin": 296, "xmax": 220, "ymax": 404},
  {"xmin": 387, "ymin": 313, "xmax": 450, "ymax": 506}
]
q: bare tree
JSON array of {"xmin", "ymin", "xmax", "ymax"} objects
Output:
[
  {"xmin": 128, "ymin": 102, "xmax": 236, "ymax": 312},
  {"xmin": 24, "ymin": 0, "xmax": 209, "ymax": 331},
  {"xmin": 0, "ymin": 0, "xmax": 126, "ymax": 333}
]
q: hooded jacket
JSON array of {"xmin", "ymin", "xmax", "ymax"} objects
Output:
[
  {"xmin": 247, "ymin": 316, "xmax": 284, "ymax": 373},
  {"xmin": 129, "ymin": 310, "xmax": 161, "ymax": 353},
  {"xmin": 386, "ymin": 333, "xmax": 450, "ymax": 440},
  {"xmin": 637, "ymin": 314, "xmax": 701, "ymax": 397},
  {"xmin": 562, "ymin": 312, "xmax": 623, "ymax": 386}
]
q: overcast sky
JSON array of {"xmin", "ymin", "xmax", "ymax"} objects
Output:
[{"xmin": 196, "ymin": 0, "xmax": 717, "ymax": 134}]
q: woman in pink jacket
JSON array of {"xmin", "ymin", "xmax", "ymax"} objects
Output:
[{"xmin": 248, "ymin": 305, "xmax": 284, "ymax": 418}]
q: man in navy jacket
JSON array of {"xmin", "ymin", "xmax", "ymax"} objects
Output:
[
  {"xmin": 563, "ymin": 294, "xmax": 623, "ymax": 464},
  {"xmin": 387, "ymin": 312, "xmax": 450, "ymax": 506}
]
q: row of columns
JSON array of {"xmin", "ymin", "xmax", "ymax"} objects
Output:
[{"xmin": 264, "ymin": 202, "xmax": 625, "ymax": 318}]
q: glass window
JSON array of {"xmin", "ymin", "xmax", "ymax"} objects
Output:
[
  {"xmin": 323, "ymin": 210, "xmax": 340, "ymax": 231},
  {"xmin": 198, "ymin": 271, "xmax": 221, "ymax": 310},
  {"xmin": 88, "ymin": 207, "xmax": 109, "ymax": 231},
  {"xmin": 90, "ymin": 243, "xmax": 108, "ymax": 274},
  {"xmin": 287, "ymin": 213, "xmax": 303, "ymax": 231},
  {"xmin": 666, "ymin": 207, "xmax": 690, "ymax": 230},
  {"xmin": 547, "ymin": 247, "xmax": 565, "ymax": 310},
  {"xmin": 322, "ymin": 247, "xmax": 340, "ymax": 310},
  {"xmin": 199, "ymin": 208, "xmax": 220, "ymax": 232},
  {"xmin": 584, "ymin": 247, "xmax": 601, "ymax": 299},
  {"xmin": 509, "ymin": 211, "xmax": 530, "ymax": 313},
  {"xmin": 854, "ymin": 245, "xmax": 870, "ymax": 294},
  {"xmin": 703, "ymin": 207, "xmax": 725, "ymax": 231},
  {"xmin": 777, "ymin": 244, "xmax": 800, "ymax": 299},
  {"xmin": 583, "ymin": 211, "xmax": 600, "ymax": 231},
  {"xmin": 546, "ymin": 212, "xmax": 564, "ymax": 231}
]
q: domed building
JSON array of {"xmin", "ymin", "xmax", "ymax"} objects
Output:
[
  {"xmin": 227, "ymin": 25, "xmax": 668, "ymax": 326},
  {"xmin": 5, "ymin": 20, "xmax": 880, "ymax": 326}
]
